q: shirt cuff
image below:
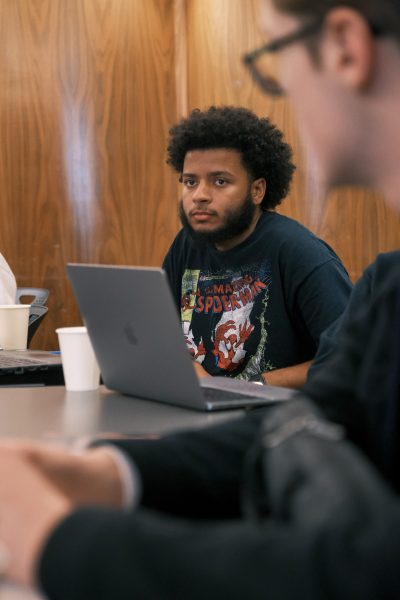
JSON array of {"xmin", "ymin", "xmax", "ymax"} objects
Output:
[{"xmin": 97, "ymin": 445, "xmax": 142, "ymax": 510}]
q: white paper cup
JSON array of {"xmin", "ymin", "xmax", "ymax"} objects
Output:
[
  {"xmin": 0, "ymin": 304, "xmax": 30, "ymax": 350},
  {"xmin": 56, "ymin": 326, "xmax": 100, "ymax": 391}
]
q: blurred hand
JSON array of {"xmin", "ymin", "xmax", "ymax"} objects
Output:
[
  {"xmin": 0, "ymin": 441, "xmax": 124, "ymax": 508},
  {"xmin": 0, "ymin": 449, "xmax": 71, "ymax": 587}
]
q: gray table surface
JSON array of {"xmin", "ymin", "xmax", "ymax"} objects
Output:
[
  {"xmin": 0, "ymin": 384, "xmax": 243, "ymax": 441},
  {"xmin": 0, "ymin": 384, "xmax": 243, "ymax": 599}
]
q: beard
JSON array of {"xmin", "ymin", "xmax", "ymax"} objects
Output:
[{"xmin": 179, "ymin": 192, "xmax": 257, "ymax": 246}]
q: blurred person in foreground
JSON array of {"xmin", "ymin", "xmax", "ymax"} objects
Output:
[{"xmin": 0, "ymin": 1, "xmax": 400, "ymax": 598}]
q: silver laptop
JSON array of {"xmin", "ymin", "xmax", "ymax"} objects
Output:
[{"xmin": 67, "ymin": 264, "xmax": 295, "ymax": 411}]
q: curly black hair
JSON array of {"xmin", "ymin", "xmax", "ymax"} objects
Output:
[{"xmin": 166, "ymin": 106, "xmax": 295, "ymax": 210}]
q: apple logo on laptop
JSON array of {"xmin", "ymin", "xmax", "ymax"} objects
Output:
[{"xmin": 124, "ymin": 322, "xmax": 138, "ymax": 346}]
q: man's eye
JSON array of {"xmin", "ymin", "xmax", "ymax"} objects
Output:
[
  {"xmin": 215, "ymin": 178, "xmax": 226, "ymax": 186},
  {"xmin": 183, "ymin": 179, "xmax": 197, "ymax": 187}
]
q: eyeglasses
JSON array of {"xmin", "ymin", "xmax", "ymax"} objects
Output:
[
  {"xmin": 243, "ymin": 17, "xmax": 324, "ymax": 96},
  {"xmin": 243, "ymin": 14, "xmax": 384, "ymax": 97}
]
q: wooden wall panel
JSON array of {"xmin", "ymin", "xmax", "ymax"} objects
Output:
[
  {"xmin": 0, "ymin": 0, "xmax": 399, "ymax": 351},
  {"xmin": 185, "ymin": 0, "xmax": 400, "ymax": 281},
  {"xmin": 0, "ymin": 0, "xmax": 179, "ymax": 348}
]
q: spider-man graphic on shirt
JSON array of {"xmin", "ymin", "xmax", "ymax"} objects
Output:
[{"xmin": 180, "ymin": 264, "xmax": 273, "ymax": 379}]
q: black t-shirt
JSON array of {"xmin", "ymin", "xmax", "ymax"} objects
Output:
[{"xmin": 163, "ymin": 212, "xmax": 352, "ymax": 379}]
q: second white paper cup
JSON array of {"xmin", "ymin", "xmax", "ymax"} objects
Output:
[
  {"xmin": 0, "ymin": 304, "xmax": 30, "ymax": 350},
  {"xmin": 56, "ymin": 326, "xmax": 100, "ymax": 391}
]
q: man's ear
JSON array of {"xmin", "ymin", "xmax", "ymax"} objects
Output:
[
  {"xmin": 251, "ymin": 178, "xmax": 266, "ymax": 205},
  {"xmin": 323, "ymin": 7, "xmax": 375, "ymax": 90}
]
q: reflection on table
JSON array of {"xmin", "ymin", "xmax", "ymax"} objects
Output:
[{"xmin": 0, "ymin": 384, "xmax": 242, "ymax": 442}]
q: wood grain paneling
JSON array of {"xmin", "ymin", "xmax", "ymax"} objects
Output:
[
  {"xmin": 0, "ymin": 0, "xmax": 398, "ymax": 349},
  {"xmin": 0, "ymin": 0, "xmax": 180, "ymax": 348}
]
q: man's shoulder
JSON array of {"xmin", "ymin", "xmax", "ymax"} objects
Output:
[
  {"xmin": 373, "ymin": 251, "xmax": 400, "ymax": 300},
  {"xmin": 259, "ymin": 212, "xmax": 339, "ymax": 261},
  {"xmin": 373, "ymin": 250, "xmax": 400, "ymax": 280},
  {"xmin": 259, "ymin": 211, "xmax": 320, "ymax": 242},
  {"xmin": 356, "ymin": 250, "xmax": 400, "ymax": 298}
]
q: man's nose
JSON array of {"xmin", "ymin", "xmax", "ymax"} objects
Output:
[{"xmin": 192, "ymin": 180, "xmax": 212, "ymax": 202}]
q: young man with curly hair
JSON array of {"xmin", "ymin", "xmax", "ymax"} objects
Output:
[{"xmin": 163, "ymin": 105, "xmax": 351, "ymax": 389}]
